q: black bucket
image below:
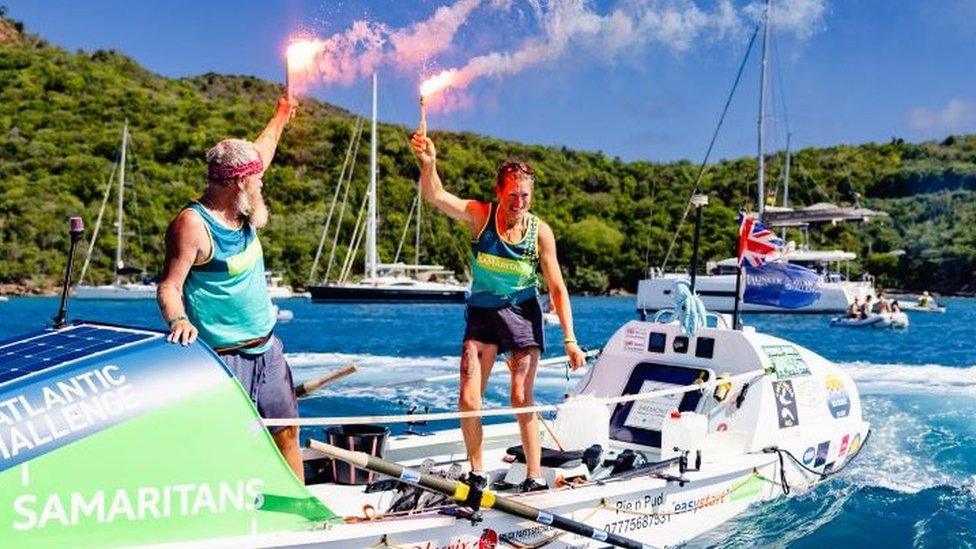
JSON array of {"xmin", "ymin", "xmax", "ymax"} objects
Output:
[{"xmin": 326, "ymin": 424, "xmax": 389, "ymax": 485}]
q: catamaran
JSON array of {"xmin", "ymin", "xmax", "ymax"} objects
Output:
[
  {"xmin": 640, "ymin": 246, "xmax": 877, "ymax": 314},
  {"xmin": 307, "ymin": 74, "xmax": 470, "ymax": 304}
]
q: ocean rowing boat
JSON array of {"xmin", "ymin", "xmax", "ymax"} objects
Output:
[{"xmin": 0, "ymin": 304, "xmax": 868, "ymax": 547}]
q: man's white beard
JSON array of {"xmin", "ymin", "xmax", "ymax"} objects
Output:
[{"xmin": 237, "ymin": 187, "xmax": 269, "ymax": 229}]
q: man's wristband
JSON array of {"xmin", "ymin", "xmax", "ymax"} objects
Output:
[
  {"xmin": 563, "ymin": 338, "xmax": 578, "ymax": 345},
  {"xmin": 167, "ymin": 315, "xmax": 188, "ymax": 327}
]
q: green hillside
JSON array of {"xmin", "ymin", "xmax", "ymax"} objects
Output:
[{"xmin": 1, "ymin": 14, "xmax": 975, "ymax": 295}]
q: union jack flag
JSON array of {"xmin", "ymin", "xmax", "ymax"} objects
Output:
[{"xmin": 737, "ymin": 213, "xmax": 784, "ymax": 267}]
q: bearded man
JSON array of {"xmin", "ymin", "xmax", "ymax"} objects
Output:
[{"xmin": 157, "ymin": 97, "xmax": 303, "ymax": 480}]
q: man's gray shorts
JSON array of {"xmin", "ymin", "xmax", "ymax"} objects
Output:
[{"xmin": 219, "ymin": 336, "xmax": 298, "ymax": 434}]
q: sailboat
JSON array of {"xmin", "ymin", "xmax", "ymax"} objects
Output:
[
  {"xmin": 637, "ymin": 11, "xmax": 877, "ymax": 315},
  {"xmin": 308, "ymin": 74, "xmax": 470, "ymax": 303},
  {"xmin": 74, "ymin": 121, "xmax": 157, "ymax": 300}
]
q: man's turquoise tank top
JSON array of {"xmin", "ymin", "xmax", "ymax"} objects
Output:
[
  {"xmin": 468, "ymin": 203, "xmax": 540, "ymax": 308},
  {"xmin": 183, "ymin": 202, "xmax": 275, "ymax": 354}
]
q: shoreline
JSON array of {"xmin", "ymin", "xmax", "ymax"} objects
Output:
[
  {"xmin": 0, "ymin": 283, "xmax": 60, "ymax": 297},
  {"xmin": 1, "ymin": 281, "xmax": 972, "ymax": 299}
]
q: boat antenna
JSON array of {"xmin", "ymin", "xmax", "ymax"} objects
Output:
[{"xmin": 53, "ymin": 217, "xmax": 85, "ymax": 329}]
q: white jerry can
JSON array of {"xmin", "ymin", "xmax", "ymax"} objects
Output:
[{"xmin": 546, "ymin": 395, "xmax": 611, "ymax": 451}]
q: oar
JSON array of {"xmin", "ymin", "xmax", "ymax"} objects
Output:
[
  {"xmin": 307, "ymin": 439, "xmax": 651, "ymax": 549},
  {"xmin": 294, "ymin": 364, "xmax": 358, "ymax": 398},
  {"xmin": 378, "ymin": 348, "xmax": 601, "ymax": 389}
]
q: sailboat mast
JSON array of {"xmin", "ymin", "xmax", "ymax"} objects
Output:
[
  {"xmin": 114, "ymin": 120, "xmax": 128, "ymax": 286},
  {"xmin": 781, "ymin": 131, "xmax": 791, "ymax": 240},
  {"xmin": 783, "ymin": 131, "xmax": 791, "ymax": 208},
  {"xmin": 756, "ymin": 0, "xmax": 771, "ymax": 220},
  {"xmin": 366, "ymin": 73, "xmax": 379, "ymax": 279}
]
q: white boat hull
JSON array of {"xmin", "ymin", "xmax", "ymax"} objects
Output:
[
  {"xmin": 637, "ymin": 273, "xmax": 875, "ymax": 314},
  {"xmin": 255, "ymin": 465, "xmax": 777, "ymax": 548}
]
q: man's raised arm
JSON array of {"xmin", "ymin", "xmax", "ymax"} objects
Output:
[{"xmin": 253, "ymin": 97, "xmax": 298, "ymax": 170}]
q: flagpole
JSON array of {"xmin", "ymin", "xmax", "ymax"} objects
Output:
[
  {"xmin": 732, "ymin": 212, "xmax": 746, "ymax": 331},
  {"xmin": 732, "ymin": 265, "xmax": 744, "ymax": 330}
]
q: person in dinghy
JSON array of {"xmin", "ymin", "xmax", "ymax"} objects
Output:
[
  {"xmin": 156, "ymin": 96, "xmax": 305, "ymax": 481},
  {"xmin": 410, "ymin": 132, "xmax": 587, "ymax": 493}
]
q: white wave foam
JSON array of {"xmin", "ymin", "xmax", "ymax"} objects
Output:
[
  {"xmin": 287, "ymin": 352, "xmax": 456, "ymax": 370},
  {"xmin": 844, "ymin": 399, "xmax": 959, "ymax": 493},
  {"xmin": 839, "ymin": 361, "xmax": 976, "ymax": 398}
]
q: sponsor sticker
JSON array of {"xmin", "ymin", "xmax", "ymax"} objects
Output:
[
  {"xmin": 479, "ymin": 529, "xmax": 498, "ymax": 549},
  {"xmin": 849, "ymin": 433, "xmax": 862, "ymax": 455},
  {"xmin": 729, "ymin": 475, "xmax": 765, "ymax": 502},
  {"xmin": 838, "ymin": 434, "xmax": 850, "ymax": 457},
  {"xmin": 500, "ymin": 525, "xmax": 556, "ymax": 546},
  {"xmin": 802, "ymin": 447, "xmax": 815, "ymax": 465},
  {"xmin": 792, "ymin": 378, "xmax": 821, "ymax": 408},
  {"xmin": 814, "ymin": 441, "xmax": 830, "ymax": 467},
  {"xmin": 773, "ymin": 380, "xmax": 799, "ymax": 428},
  {"xmin": 399, "ymin": 469, "xmax": 421, "ymax": 484},
  {"xmin": 825, "ymin": 374, "xmax": 851, "ymax": 419},
  {"xmin": 763, "ymin": 345, "xmax": 811, "ymax": 379},
  {"xmin": 623, "ymin": 325, "xmax": 650, "ymax": 353}
]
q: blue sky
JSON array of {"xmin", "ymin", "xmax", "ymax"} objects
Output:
[{"xmin": 6, "ymin": 0, "xmax": 975, "ymax": 162}]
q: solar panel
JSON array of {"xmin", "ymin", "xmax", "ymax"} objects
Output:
[{"xmin": 0, "ymin": 324, "xmax": 160, "ymax": 386}]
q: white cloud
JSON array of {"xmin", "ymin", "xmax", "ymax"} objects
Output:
[
  {"xmin": 909, "ymin": 99, "xmax": 976, "ymax": 134},
  {"xmin": 303, "ymin": 0, "xmax": 830, "ymax": 94}
]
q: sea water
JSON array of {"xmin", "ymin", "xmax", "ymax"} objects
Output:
[{"xmin": 1, "ymin": 296, "xmax": 973, "ymax": 546}]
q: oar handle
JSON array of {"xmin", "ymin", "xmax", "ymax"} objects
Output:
[{"xmin": 295, "ymin": 364, "xmax": 358, "ymax": 398}]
